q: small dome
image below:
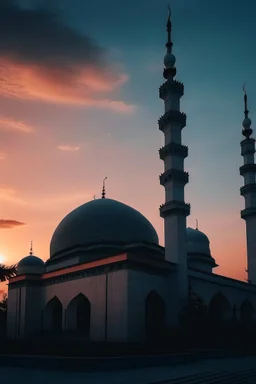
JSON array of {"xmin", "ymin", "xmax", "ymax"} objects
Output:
[
  {"xmin": 50, "ymin": 198, "xmax": 159, "ymax": 259},
  {"xmin": 17, "ymin": 255, "xmax": 45, "ymax": 275},
  {"xmin": 186, "ymin": 227, "xmax": 211, "ymax": 256},
  {"xmin": 164, "ymin": 52, "xmax": 176, "ymax": 69},
  {"xmin": 243, "ymin": 117, "xmax": 252, "ymax": 128}
]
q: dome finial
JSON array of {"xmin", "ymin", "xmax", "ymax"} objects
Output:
[
  {"xmin": 102, "ymin": 177, "xmax": 107, "ymax": 199},
  {"xmin": 196, "ymin": 219, "xmax": 199, "ymax": 230},
  {"xmin": 242, "ymin": 85, "xmax": 253, "ymax": 138},
  {"xmin": 29, "ymin": 240, "xmax": 33, "ymax": 255}
]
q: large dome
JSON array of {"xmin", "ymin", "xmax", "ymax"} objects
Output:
[{"xmin": 50, "ymin": 198, "xmax": 159, "ymax": 258}]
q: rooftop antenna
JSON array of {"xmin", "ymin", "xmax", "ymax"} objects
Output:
[
  {"xmin": 196, "ymin": 219, "xmax": 199, "ymax": 230},
  {"xmin": 102, "ymin": 177, "xmax": 107, "ymax": 199},
  {"xmin": 29, "ymin": 241, "xmax": 33, "ymax": 256}
]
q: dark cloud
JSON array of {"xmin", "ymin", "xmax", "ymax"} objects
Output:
[
  {"xmin": 0, "ymin": 1, "xmax": 104, "ymax": 69},
  {"xmin": 0, "ymin": 1, "xmax": 133, "ymax": 112},
  {"xmin": 0, "ymin": 219, "xmax": 25, "ymax": 228}
]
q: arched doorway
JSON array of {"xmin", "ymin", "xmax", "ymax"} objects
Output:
[
  {"xmin": 240, "ymin": 300, "xmax": 254, "ymax": 324},
  {"xmin": 208, "ymin": 292, "xmax": 232, "ymax": 324},
  {"xmin": 145, "ymin": 290, "xmax": 165, "ymax": 340},
  {"xmin": 44, "ymin": 296, "xmax": 63, "ymax": 332},
  {"xmin": 66, "ymin": 293, "xmax": 91, "ymax": 338}
]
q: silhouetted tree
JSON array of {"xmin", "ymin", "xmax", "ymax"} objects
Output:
[
  {"xmin": 0, "ymin": 293, "xmax": 7, "ymax": 312},
  {"xmin": 0, "ymin": 263, "xmax": 17, "ymax": 282}
]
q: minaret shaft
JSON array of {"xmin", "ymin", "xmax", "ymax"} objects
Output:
[
  {"xmin": 159, "ymin": 9, "xmax": 190, "ymax": 302},
  {"xmin": 240, "ymin": 89, "xmax": 256, "ymax": 284}
]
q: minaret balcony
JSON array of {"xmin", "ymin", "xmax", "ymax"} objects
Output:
[
  {"xmin": 240, "ymin": 164, "xmax": 256, "ymax": 176},
  {"xmin": 159, "ymin": 142, "xmax": 188, "ymax": 160},
  {"xmin": 160, "ymin": 201, "xmax": 190, "ymax": 217},
  {"xmin": 158, "ymin": 110, "xmax": 186, "ymax": 131},
  {"xmin": 159, "ymin": 169, "xmax": 189, "ymax": 186},
  {"xmin": 240, "ymin": 183, "xmax": 256, "ymax": 196},
  {"xmin": 241, "ymin": 207, "xmax": 256, "ymax": 219},
  {"xmin": 159, "ymin": 80, "xmax": 184, "ymax": 100}
]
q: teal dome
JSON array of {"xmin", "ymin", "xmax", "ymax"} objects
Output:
[
  {"xmin": 50, "ymin": 198, "xmax": 159, "ymax": 258},
  {"xmin": 186, "ymin": 227, "xmax": 211, "ymax": 256},
  {"xmin": 17, "ymin": 255, "xmax": 45, "ymax": 275}
]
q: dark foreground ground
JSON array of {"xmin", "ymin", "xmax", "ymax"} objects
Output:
[{"xmin": 1, "ymin": 355, "xmax": 256, "ymax": 383}]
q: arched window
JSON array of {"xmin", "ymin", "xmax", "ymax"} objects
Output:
[
  {"xmin": 208, "ymin": 292, "xmax": 232, "ymax": 323},
  {"xmin": 240, "ymin": 300, "xmax": 254, "ymax": 324},
  {"xmin": 145, "ymin": 290, "xmax": 165, "ymax": 340},
  {"xmin": 66, "ymin": 293, "xmax": 91, "ymax": 337},
  {"xmin": 44, "ymin": 296, "xmax": 62, "ymax": 332}
]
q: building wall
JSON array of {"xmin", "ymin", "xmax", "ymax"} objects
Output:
[
  {"xmin": 7, "ymin": 285, "xmax": 43, "ymax": 339},
  {"xmin": 127, "ymin": 269, "xmax": 177, "ymax": 341},
  {"xmin": 189, "ymin": 269, "xmax": 256, "ymax": 320},
  {"xmin": 42, "ymin": 269, "xmax": 129, "ymax": 342}
]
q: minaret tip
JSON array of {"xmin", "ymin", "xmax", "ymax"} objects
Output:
[
  {"xmin": 242, "ymin": 84, "xmax": 252, "ymax": 138},
  {"xmin": 102, "ymin": 177, "xmax": 107, "ymax": 199},
  {"xmin": 29, "ymin": 241, "xmax": 33, "ymax": 256},
  {"xmin": 163, "ymin": 4, "xmax": 176, "ymax": 79}
]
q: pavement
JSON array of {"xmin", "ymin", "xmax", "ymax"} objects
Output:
[{"xmin": 1, "ymin": 355, "xmax": 256, "ymax": 383}]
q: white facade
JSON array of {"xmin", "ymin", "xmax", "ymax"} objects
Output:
[{"xmin": 6, "ymin": 9, "xmax": 256, "ymax": 343}]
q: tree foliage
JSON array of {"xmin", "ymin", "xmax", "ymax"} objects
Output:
[{"xmin": 0, "ymin": 263, "xmax": 17, "ymax": 282}]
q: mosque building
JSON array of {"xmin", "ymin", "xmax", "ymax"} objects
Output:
[{"xmin": 6, "ymin": 9, "xmax": 256, "ymax": 342}]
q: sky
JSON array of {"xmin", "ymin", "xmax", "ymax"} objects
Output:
[{"xmin": 0, "ymin": 0, "xmax": 255, "ymax": 292}]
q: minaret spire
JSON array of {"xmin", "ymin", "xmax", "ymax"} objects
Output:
[
  {"xmin": 163, "ymin": 5, "xmax": 176, "ymax": 79},
  {"xmin": 167, "ymin": 5, "xmax": 172, "ymax": 47},
  {"xmin": 242, "ymin": 85, "xmax": 253, "ymax": 138},
  {"xmin": 29, "ymin": 241, "xmax": 33, "ymax": 256},
  {"xmin": 240, "ymin": 87, "xmax": 256, "ymax": 284},
  {"xmin": 159, "ymin": 7, "xmax": 190, "ymax": 310},
  {"xmin": 102, "ymin": 177, "xmax": 107, "ymax": 199}
]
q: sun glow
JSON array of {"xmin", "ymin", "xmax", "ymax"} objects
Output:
[{"xmin": 0, "ymin": 253, "xmax": 6, "ymax": 264}]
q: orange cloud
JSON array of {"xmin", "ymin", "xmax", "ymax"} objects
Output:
[
  {"xmin": 0, "ymin": 3, "xmax": 135, "ymax": 113},
  {"xmin": 0, "ymin": 116, "xmax": 34, "ymax": 133},
  {"xmin": 0, "ymin": 219, "xmax": 25, "ymax": 229},
  {"xmin": 57, "ymin": 145, "xmax": 80, "ymax": 152},
  {"xmin": 0, "ymin": 59, "xmax": 134, "ymax": 113}
]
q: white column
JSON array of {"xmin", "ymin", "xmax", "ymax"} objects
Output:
[{"xmin": 159, "ymin": 9, "xmax": 190, "ymax": 304}]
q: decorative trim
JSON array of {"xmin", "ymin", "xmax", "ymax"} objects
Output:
[
  {"xmin": 9, "ymin": 254, "xmax": 173, "ymax": 290},
  {"xmin": 158, "ymin": 110, "xmax": 186, "ymax": 131},
  {"xmin": 240, "ymin": 183, "xmax": 256, "ymax": 196},
  {"xmin": 159, "ymin": 80, "xmax": 184, "ymax": 100},
  {"xmin": 160, "ymin": 201, "xmax": 190, "ymax": 217},
  {"xmin": 159, "ymin": 142, "xmax": 188, "ymax": 160},
  {"xmin": 240, "ymin": 164, "xmax": 256, "ymax": 176},
  {"xmin": 241, "ymin": 207, "xmax": 256, "ymax": 219},
  {"xmin": 159, "ymin": 169, "xmax": 189, "ymax": 186}
]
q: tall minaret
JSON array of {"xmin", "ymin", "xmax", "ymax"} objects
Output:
[
  {"xmin": 240, "ymin": 87, "xmax": 256, "ymax": 284},
  {"xmin": 159, "ymin": 7, "xmax": 190, "ymax": 302}
]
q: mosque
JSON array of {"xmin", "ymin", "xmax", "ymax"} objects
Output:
[{"xmin": 6, "ymin": 9, "xmax": 256, "ymax": 342}]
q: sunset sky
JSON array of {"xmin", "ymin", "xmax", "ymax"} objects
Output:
[{"xmin": 0, "ymin": 0, "xmax": 255, "ymax": 292}]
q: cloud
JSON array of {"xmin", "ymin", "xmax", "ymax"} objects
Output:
[
  {"xmin": 0, "ymin": 219, "xmax": 25, "ymax": 229},
  {"xmin": 0, "ymin": 3, "xmax": 135, "ymax": 113},
  {"xmin": 57, "ymin": 145, "xmax": 80, "ymax": 152},
  {"xmin": 0, "ymin": 117, "xmax": 34, "ymax": 133}
]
